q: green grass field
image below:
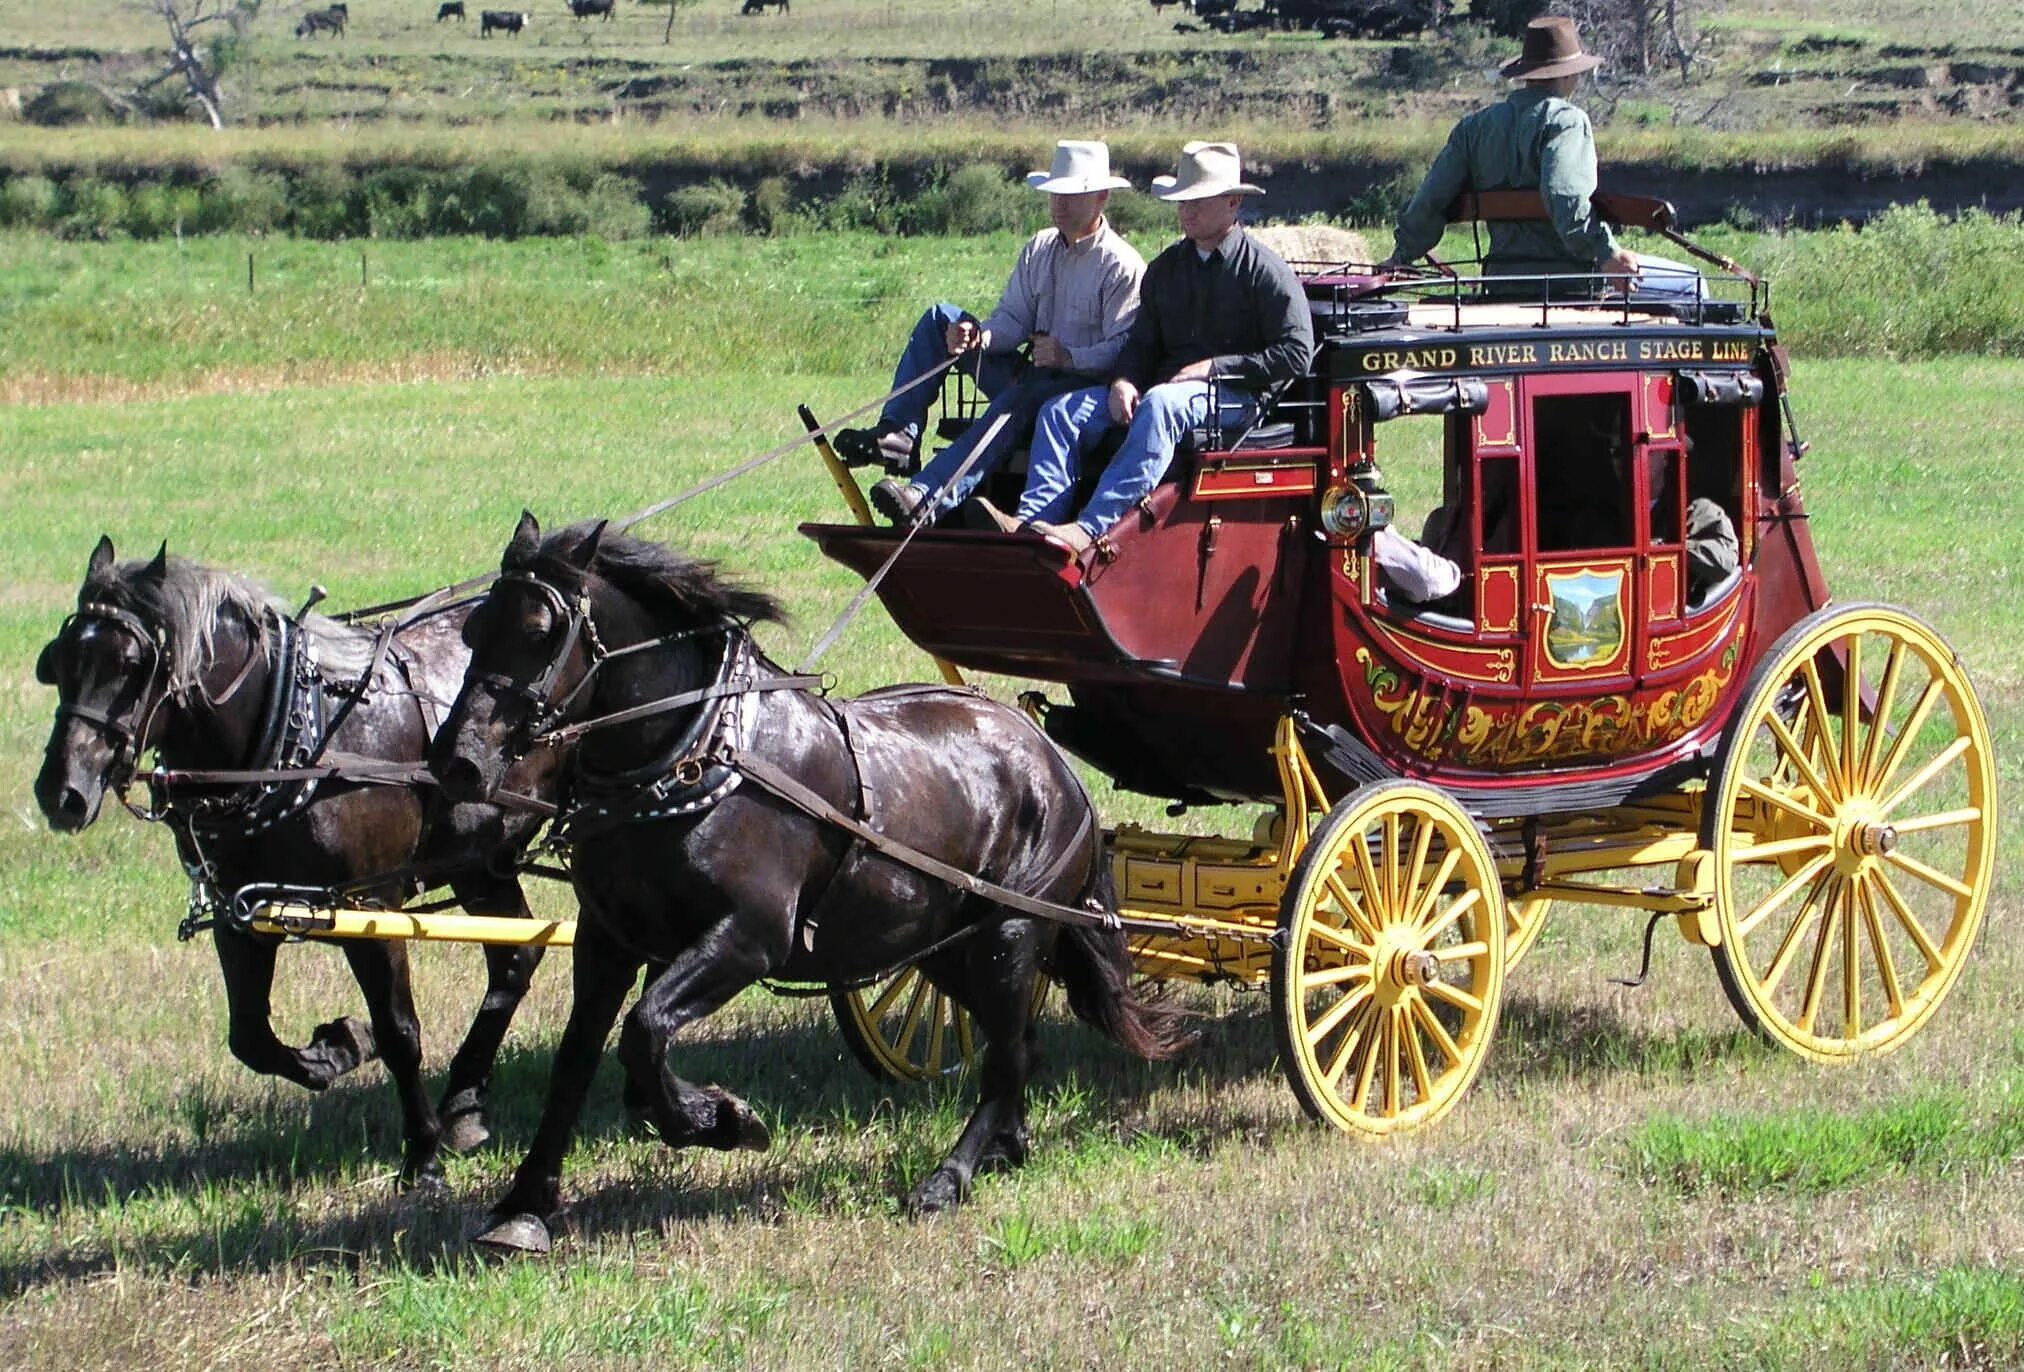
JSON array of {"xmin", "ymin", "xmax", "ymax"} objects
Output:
[{"xmin": 1, "ymin": 228, "xmax": 2020, "ymax": 1367}]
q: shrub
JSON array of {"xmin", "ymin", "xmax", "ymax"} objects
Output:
[
  {"xmin": 57, "ymin": 179, "xmax": 129, "ymax": 240},
  {"xmin": 903, "ymin": 163, "xmax": 1031, "ymax": 236},
  {"xmin": 292, "ymin": 163, "xmax": 365, "ymax": 239},
  {"xmin": 195, "ymin": 166, "xmax": 289, "ymax": 235},
  {"xmin": 361, "ymin": 166, "xmax": 437, "ymax": 240},
  {"xmin": 123, "ymin": 183, "xmax": 204, "ymax": 238},
  {"xmin": 23, "ymin": 82, "xmax": 123, "ymax": 128},
  {"xmin": 1103, "ymin": 190, "xmax": 1174, "ymax": 240},
  {"xmin": 0, "ymin": 174, "xmax": 61, "ymax": 229},
  {"xmin": 580, "ymin": 172, "xmax": 652, "ymax": 240},
  {"xmin": 747, "ymin": 175, "xmax": 794, "ymax": 236},
  {"xmin": 658, "ymin": 179, "xmax": 747, "ymax": 237}
]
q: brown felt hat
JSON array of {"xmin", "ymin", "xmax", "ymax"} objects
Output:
[{"xmin": 1499, "ymin": 17, "xmax": 1604, "ymax": 81}]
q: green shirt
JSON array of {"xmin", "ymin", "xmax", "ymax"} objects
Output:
[{"xmin": 1390, "ymin": 85, "xmax": 1619, "ymax": 277}]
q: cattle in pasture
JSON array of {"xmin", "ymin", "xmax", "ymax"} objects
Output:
[
  {"xmin": 438, "ymin": 1, "xmax": 466, "ymax": 18},
  {"xmin": 739, "ymin": 0, "xmax": 790, "ymax": 14},
  {"xmin": 567, "ymin": 0, "xmax": 614, "ymax": 17},
  {"xmin": 481, "ymin": 9, "xmax": 529, "ymax": 34},
  {"xmin": 295, "ymin": 5, "xmax": 347, "ymax": 37}
]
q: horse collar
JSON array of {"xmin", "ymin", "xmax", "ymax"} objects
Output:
[{"xmin": 182, "ymin": 610, "xmax": 332, "ymax": 838}]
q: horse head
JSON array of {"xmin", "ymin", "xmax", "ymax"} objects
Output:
[
  {"xmin": 35, "ymin": 537, "xmax": 279, "ymax": 833},
  {"xmin": 433, "ymin": 511, "xmax": 782, "ymax": 803}
]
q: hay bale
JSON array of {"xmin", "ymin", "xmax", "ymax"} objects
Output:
[{"xmin": 1248, "ymin": 223, "xmax": 1374, "ymax": 269}]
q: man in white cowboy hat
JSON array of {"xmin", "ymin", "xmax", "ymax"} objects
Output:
[
  {"xmin": 1005, "ymin": 140, "xmax": 1314, "ymax": 554},
  {"xmin": 1382, "ymin": 16, "xmax": 1651, "ymax": 290},
  {"xmin": 844, "ymin": 140, "xmax": 1145, "ymax": 524}
]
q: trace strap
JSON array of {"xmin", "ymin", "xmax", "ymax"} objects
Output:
[
  {"xmin": 533, "ymin": 673, "xmax": 823, "ymax": 749},
  {"xmin": 725, "ymin": 747, "xmax": 1228, "ymax": 944}
]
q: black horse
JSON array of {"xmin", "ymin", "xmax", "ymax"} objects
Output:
[
  {"xmin": 433, "ymin": 514, "xmax": 1186, "ymax": 1253},
  {"xmin": 34, "ymin": 537, "xmax": 562, "ymax": 1187}
]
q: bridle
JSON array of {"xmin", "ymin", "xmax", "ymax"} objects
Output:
[{"xmin": 48, "ymin": 602, "xmax": 174, "ymax": 785}]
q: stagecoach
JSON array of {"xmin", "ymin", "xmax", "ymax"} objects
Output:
[{"xmin": 803, "ymin": 192, "xmax": 1999, "ymax": 1135}]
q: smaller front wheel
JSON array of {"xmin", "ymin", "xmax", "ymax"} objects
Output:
[{"xmin": 1272, "ymin": 781, "xmax": 1506, "ymax": 1137}]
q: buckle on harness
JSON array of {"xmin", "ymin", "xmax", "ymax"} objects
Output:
[{"xmin": 673, "ymin": 757, "xmax": 705, "ymax": 787}]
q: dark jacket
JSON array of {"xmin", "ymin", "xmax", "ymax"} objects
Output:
[{"xmin": 1112, "ymin": 225, "xmax": 1314, "ymax": 392}]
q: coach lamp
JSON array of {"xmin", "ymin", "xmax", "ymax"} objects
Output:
[{"xmin": 1320, "ymin": 460, "xmax": 1396, "ymax": 543}]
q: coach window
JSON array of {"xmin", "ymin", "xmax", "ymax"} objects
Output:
[{"xmin": 1532, "ymin": 393, "xmax": 1634, "ymax": 553}]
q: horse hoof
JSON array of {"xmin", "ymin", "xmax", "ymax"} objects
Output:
[
  {"xmin": 310, "ymin": 1014, "xmax": 378, "ymax": 1069},
  {"xmin": 905, "ymin": 1168, "xmax": 966, "ymax": 1218},
  {"xmin": 720, "ymin": 1095, "xmax": 771, "ymax": 1152},
  {"xmin": 472, "ymin": 1212, "xmax": 551, "ymax": 1257},
  {"xmin": 440, "ymin": 1111, "xmax": 491, "ymax": 1155}
]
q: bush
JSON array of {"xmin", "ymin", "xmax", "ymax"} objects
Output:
[
  {"xmin": 23, "ymin": 82, "xmax": 123, "ymax": 128},
  {"xmin": 292, "ymin": 163, "xmax": 365, "ymax": 239},
  {"xmin": 123, "ymin": 182, "xmax": 204, "ymax": 238},
  {"xmin": 657, "ymin": 179, "xmax": 747, "ymax": 237},
  {"xmin": 1103, "ymin": 190, "xmax": 1174, "ymax": 240},
  {"xmin": 747, "ymin": 175, "xmax": 795, "ymax": 236},
  {"xmin": 57, "ymin": 179, "xmax": 129, "ymax": 240},
  {"xmin": 0, "ymin": 174, "xmax": 61, "ymax": 229},
  {"xmin": 195, "ymin": 166, "xmax": 289, "ymax": 235},
  {"xmin": 361, "ymin": 166, "xmax": 437, "ymax": 240},
  {"xmin": 903, "ymin": 163, "xmax": 1031, "ymax": 236}
]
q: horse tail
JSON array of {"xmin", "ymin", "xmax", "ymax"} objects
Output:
[{"xmin": 1048, "ymin": 862, "xmax": 1194, "ymax": 1062}]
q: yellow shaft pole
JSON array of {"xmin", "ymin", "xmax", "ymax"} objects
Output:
[
  {"xmin": 250, "ymin": 908, "xmax": 577, "ymax": 947},
  {"xmin": 799, "ymin": 404, "xmax": 965, "ymax": 687}
]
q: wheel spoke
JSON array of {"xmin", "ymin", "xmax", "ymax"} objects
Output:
[
  {"xmin": 1409, "ymin": 995, "xmax": 1463, "ymax": 1071},
  {"xmin": 1423, "ymin": 976, "xmax": 1483, "ymax": 1016},
  {"xmin": 1398, "ymin": 818, "xmax": 1436, "ymax": 926},
  {"xmin": 1889, "ymin": 806, "xmax": 1982, "ymax": 835},
  {"xmin": 1841, "ymin": 877, "xmax": 1861, "ymax": 1039},
  {"xmin": 1732, "ymin": 833, "xmax": 1832, "ymax": 863},
  {"xmin": 1381, "ymin": 812, "xmax": 1402, "ymax": 915},
  {"xmin": 1321, "ymin": 999, "xmax": 1377, "ymax": 1091},
  {"xmin": 1738, "ymin": 775, "xmax": 1833, "ymax": 832},
  {"xmin": 1734, "ymin": 851, "xmax": 1836, "ymax": 940},
  {"xmin": 1350, "ymin": 1003, "xmax": 1385, "ymax": 1108},
  {"xmin": 1758, "ymin": 870, "xmax": 1832, "ymax": 996},
  {"xmin": 1765, "ymin": 708, "xmax": 1837, "ymax": 810},
  {"xmin": 925, "ymin": 991, "xmax": 947, "ymax": 1073},
  {"xmin": 1842, "ymin": 634, "xmax": 1862, "ymax": 791},
  {"xmin": 1422, "ymin": 888, "xmax": 1482, "ymax": 944},
  {"xmin": 955, "ymin": 1003, "xmax": 976, "ymax": 1065},
  {"xmin": 1408, "ymin": 847, "xmax": 1463, "ymax": 929},
  {"xmin": 1856, "ymin": 876, "xmax": 1905, "ymax": 1020},
  {"xmin": 1439, "ymin": 940, "xmax": 1491, "ymax": 962},
  {"xmin": 1305, "ymin": 961, "xmax": 1374, "ymax": 990},
  {"xmin": 868, "ymin": 968, "xmax": 917, "ymax": 1019},
  {"xmin": 1884, "ymin": 848, "xmax": 1974, "ymax": 901},
  {"xmin": 1870, "ymin": 868, "xmax": 1943, "ymax": 972},
  {"xmin": 1876, "ymin": 736, "xmax": 1972, "ymax": 820},
  {"xmin": 1304, "ymin": 913, "xmax": 1375, "ymax": 956},
  {"xmin": 1380, "ymin": 1009, "xmax": 1401, "ymax": 1118},
  {"xmin": 1801, "ymin": 657, "xmax": 1847, "ymax": 799},
  {"xmin": 1794, "ymin": 878, "xmax": 1843, "ymax": 1033},
  {"xmin": 1323, "ymin": 870, "xmax": 1381, "ymax": 941},
  {"xmin": 1403, "ymin": 1006, "xmax": 1434, "ymax": 1101},
  {"xmin": 1350, "ymin": 828, "xmax": 1387, "ymax": 925},
  {"xmin": 1306, "ymin": 980, "xmax": 1374, "ymax": 1049},
  {"xmin": 1869, "ymin": 675, "xmax": 1943, "ymax": 800},
  {"xmin": 893, "ymin": 976, "xmax": 931, "ymax": 1060},
  {"xmin": 1859, "ymin": 636, "xmax": 1906, "ymax": 788}
]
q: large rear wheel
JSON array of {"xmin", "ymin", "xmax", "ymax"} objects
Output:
[
  {"xmin": 1704, "ymin": 604, "xmax": 1996, "ymax": 1060},
  {"xmin": 1272, "ymin": 781, "xmax": 1506, "ymax": 1136},
  {"xmin": 831, "ymin": 970, "xmax": 1049, "ymax": 1083}
]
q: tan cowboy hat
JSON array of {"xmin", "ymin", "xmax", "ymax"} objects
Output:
[
  {"xmin": 1151, "ymin": 141, "xmax": 1264, "ymax": 202},
  {"xmin": 1499, "ymin": 16, "xmax": 1604, "ymax": 80},
  {"xmin": 1026, "ymin": 140, "xmax": 1133, "ymax": 195}
]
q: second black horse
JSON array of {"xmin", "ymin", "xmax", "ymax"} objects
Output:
[{"xmin": 433, "ymin": 514, "xmax": 1187, "ymax": 1252}]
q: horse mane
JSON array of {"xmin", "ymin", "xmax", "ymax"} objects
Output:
[
  {"xmin": 85, "ymin": 556, "xmax": 374, "ymax": 692},
  {"xmin": 530, "ymin": 523, "xmax": 786, "ymax": 628}
]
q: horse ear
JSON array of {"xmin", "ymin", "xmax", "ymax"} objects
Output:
[
  {"xmin": 142, "ymin": 541, "xmax": 169, "ymax": 582},
  {"xmin": 506, "ymin": 510, "xmax": 540, "ymax": 566},
  {"xmin": 35, "ymin": 637, "xmax": 59, "ymax": 685},
  {"xmin": 566, "ymin": 520, "xmax": 608, "ymax": 570},
  {"xmin": 87, "ymin": 535, "xmax": 115, "ymax": 580}
]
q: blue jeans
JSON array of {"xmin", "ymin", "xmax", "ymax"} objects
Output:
[
  {"xmin": 882, "ymin": 302, "xmax": 1023, "ymax": 440},
  {"xmin": 1630, "ymin": 252, "xmax": 1703, "ymax": 301},
  {"xmin": 910, "ymin": 369, "xmax": 1096, "ymax": 516},
  {"xmin": 1018, "ymin": 380, "xmax": 1258, "ymax": 537}
]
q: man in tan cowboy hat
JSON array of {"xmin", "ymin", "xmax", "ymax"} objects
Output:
[
  {"xmin": 846, "ymin": 140, "xmax": 1145, "ymax": 524},
  {"xmin": 1006, "ymin": 141, "xmax": 1314, "ymax": 554},
  {"xmin": 1381, "ymin": 16, "xmax": 1644, "ymax": 288}
]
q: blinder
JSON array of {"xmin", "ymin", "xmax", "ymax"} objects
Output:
[
  {"xmin": 467, "ymin": 572, "xmax": 600, "ymax": 750},
  {"xmin": 46, "ymin": 601, "xmax": 172, "ymax": 771}
]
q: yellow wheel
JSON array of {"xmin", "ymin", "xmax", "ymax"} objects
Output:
[
  {"xmin": 1272, "ymin": 780, "xmax": 1506, "ymax": 1136},
  {"xmin": 831, "ymin": 971, "xmax": 1048, "ymax": 1083},
  {"xmin": 1704, "ymin": 604, "xmax": 1996, "ymax": 1060},
  {"xmin": 1505, "ymin": 895, "xmax": 1552, "ymax": 969}
]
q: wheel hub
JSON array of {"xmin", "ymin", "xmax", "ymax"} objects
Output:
[
  {"xmin": 1371, "ymin": 930, "xmax": 1440, "ymax": 1005},
  {"xmin": 1829, "ymin": 797, "xmax": 1891, "ymax": 876}
]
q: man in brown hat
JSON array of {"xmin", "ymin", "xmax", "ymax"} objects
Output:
[{"xmin": 1381, "ymin": 16, "xmax": 1644, "ymax": 288}]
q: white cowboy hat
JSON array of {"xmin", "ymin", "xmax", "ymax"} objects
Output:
[
  {"xmin": 1025, "ymin": 140, "xmax": 1133, "ymax": 195},
  {"xmin": 1151, "ymin": 141, "xmax": 1265, "ymax": 201}
]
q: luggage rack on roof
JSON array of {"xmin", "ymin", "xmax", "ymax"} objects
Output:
[{"xmin": 1302, "ymin": 267, "xmax": 1764, "ymax": 340}]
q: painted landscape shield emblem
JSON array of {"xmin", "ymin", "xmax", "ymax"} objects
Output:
[{"xmin": 1544, "ymin": 569, "xmax": 1626, "ymax": 669}]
